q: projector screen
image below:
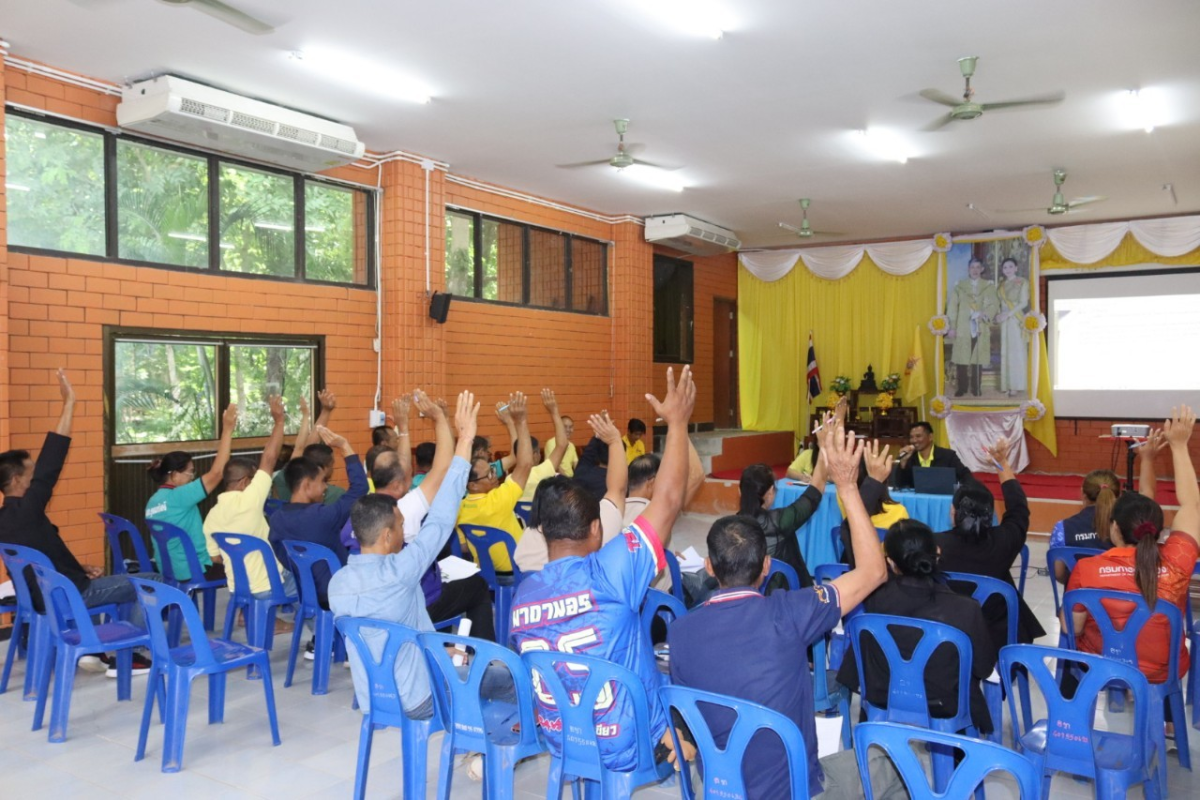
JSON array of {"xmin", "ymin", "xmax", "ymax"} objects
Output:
[{"xmin": 1048, "ymin": 268, "xmax": 1200, "ymax": 418}]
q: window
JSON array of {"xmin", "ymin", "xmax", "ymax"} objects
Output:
[
  {"xmin": 653, "ymin": 254, "xmax": 694, "ymax": 362},
  {"xmin": 4, "ymin": 114, "xmax": 106, "ymax": 255},
  {"xmin": 444, "ymin": 207, "xmax": 607, "ymax": 315},
  {"xmin": 111, "ymin": 332, "xmax": 321, "ymax": 448},
  {"xmin": 219, "ymin": 164, "xmax": 295, "ymax": 277},
  {"xmin": 5, "ymin": 110, "xmax": 374, "ymax": 287}
]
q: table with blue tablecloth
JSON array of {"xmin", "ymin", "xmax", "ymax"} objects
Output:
[{"xmin": 771, "ymin": 480, "xmax": 954, "ymax": 570}]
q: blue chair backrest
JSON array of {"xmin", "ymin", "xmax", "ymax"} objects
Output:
[
  {"xmin": 419, "ymin": 631, "xmax": 539, "ymax": 746},
  {"xmin": 641, "ymin": 589, "xmax": 686, "ymax": 645},
  {"xmin": 661, "ymin": 550, "xmax": 685, "ymax": 605},
  {"xmin": 211, "ymin": 533, "xmax": 287, "ymax": 601},
  {"xmin": 757, "ymin": 559, "xmax": 800, "ymax": 594},
  {"xmin": 1017, "ymin": 544, "xmax": 1029, "ymax": 595},
  {"xmin": 263, "ymin": 499, "xmax": 284, "ymax": 518},
  {"xmin": 29, "ymin": 563, "xmax": 104, "ymax": 651},
  {"xmin": 522, "ymin": 650, "xmax": 659, "ymax": 775},
  {"xmin": 458, "ymin": 524, "xmax": 522, "ymax": 585},
  {"xmin": 853, "ymin": 721, "xmax": 1040, "ymax": 799},
  {"xmin": 829, "ymin": 526, "xmax": 844, "ymax": 561},
  {"xmin": 145, "ymin": 519, "xmax": 207, "ymax": 584},
  {"xmin": 1046, "ymin": 547, "xmax": 1102, "ymax": 614},
  {"xmin": 1062, "ymin": 588, "xmax": 1183, "ymax": 677},
  {"xmin": 845, "ymin": 613, "xmax": 973, "ymax": 728},
  {"xmin": 282, "ymin": 540, "xmax": 341, "ymax": 610},
  {"xmin": 514, "ymin": 501, "xmax": 532, "ymax": 527},
  {"xmin": 1, "ymin": 543, "xmax": 54, "ymax": 614},
  {"xmin": 659, "ymin": 685, "xmax": 809, "ymax": 799},
  {"xmin": 945, "ymin": 571, "xmax": 1019, "ymax": 646},
  {"xmin": 814, "ymin": 563, "xmax": 848, "ymax": 584},
  {"xmin": 129, "ymin": 578, "xmax": 218, "ymax": 666},
  {"xmin": 98, "ymin": 513, "xmax": 156, "ymax": 575},
  {"xmin": 336, "ymin": 617, "xmax": 427, "ymax": 725},
  {"xmin": 998, "ymin": 643, "xmax": 1155, "ymax": 771}
]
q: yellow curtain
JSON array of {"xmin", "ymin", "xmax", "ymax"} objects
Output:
[
  {"xmin": 738, "ymin": 253, "xmax": 938, "ymax": 438},
  {"xmin": 1041, "ymin": 237, "xmax": 1200, "ymax": 270}
]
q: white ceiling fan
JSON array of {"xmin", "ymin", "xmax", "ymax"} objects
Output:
[
  {"xmin": 778, "ymin": 198, "xmax": 844, "ymax": 238},
  {"xmin": 557, "ymin": 119, "xmax": 678, "ymax": 171},
  {"xmin": 999, "ymin": 169, "xmax": 1107, "ymax": 216},
  {"xmin": 72, "ymin": 0, "xmax": 274, "ymax": 35},
  {"xmin": 919, "ymin": 56, "xmax": 1064, "ymax": 131}
]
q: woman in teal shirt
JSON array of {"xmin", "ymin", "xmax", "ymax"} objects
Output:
[{"xmin": 145, "ymin": 404, "xmax": 238, "ymax": 581}]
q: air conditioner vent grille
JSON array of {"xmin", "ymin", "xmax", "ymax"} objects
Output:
[
  {"xmin": 180, "ymin": 98, "xmax": 229, "ymax": 123},
  {"xmin": 319, "ymin": 134, "xmax": 359, "ymax": 155},
  {"xmin": 277, "ymin": 125, "xmax": 320, "ymax": 146},
  {"xmin": 230, "ymin": 111, "xmax": 276, "ymax": 135}
]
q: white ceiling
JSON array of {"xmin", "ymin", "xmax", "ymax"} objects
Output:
[{"xmin": 3, "ymin": 0, "xmax": 1199, "ymax": 247}]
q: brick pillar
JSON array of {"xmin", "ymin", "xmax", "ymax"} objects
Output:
[
  {"xmin": 0, "ymin": 44, "xmax": 11, "ymax": 451},
  {"xmin": 610, "ymin": 221, "xmax": 654, "ymax": 422}
]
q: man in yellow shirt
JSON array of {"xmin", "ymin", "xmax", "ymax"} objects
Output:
[
  {"xmin": 520, "ymin": 389, "xmax": 571, "ymax": 503},
  {"xmin": 623, "ymin": 417, "xmax": 647, "ymax": 465},
  {"xmin": 544, "ymin": 415, "xmax": 578, "ymax": 477},
  {"xmin": 457, "ymin": 391, "xmax": 534, "ymax": 572},
  {"xmin": 204, "ymin": 394, "xmax": 290, "ymax": 598}
]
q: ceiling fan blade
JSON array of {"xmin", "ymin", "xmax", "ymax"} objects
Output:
[
  {"xmin": 918, "ymin": 88, "xmax": 963, "ymax": 108},
  {"xmin": 777, "ymin": 222, "xmax": 805, "ymax": 235},
  {"xmin": 189, "ymin": 0, "xmax": 275, "ymax": 34},
  {"xmin": 630, "ymin": 157, "xmax": 680, "ymax": 171},
  {"xmin": 921, "ymin": 113, "xmax": 956, "ymax": 132},
  {"xmin": 810, "ymin": 230, "xmax": 848, "ymax": 237},
  {"xmin": 994, "ymin": 206, "xmax": 1049, "ymax": 214},
  {"xmin": 1067, "ymin": 195, "xmax": 1107, "ymax": 209},
  {"xmin": 555, "ymin": 158, "xmax": 614, "ymax": 169},
  {"xmin": 979, "ymin": 91, "xmax": 1065, "ymax": 112}
]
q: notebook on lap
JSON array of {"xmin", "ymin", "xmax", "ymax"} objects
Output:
[{"xmin": 913, "ymin": 466, "xmax": 956, "ymax": 495}]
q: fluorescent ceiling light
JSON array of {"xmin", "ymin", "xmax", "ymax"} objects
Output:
[
  {"xmin": 1118, "ymin": 89, "xmax": 1168, "ymax": 133},
  {"xmin": 6, "ymin": 182, "xmax": 31, "ymax": 192},
  {"xmin": 289, "ymin": 49, "xmax": 432, "ymax": 104},
  {"xmin": 853, "ymin": 128, "xmax": 913, "ymax": 164},
  {"xmin": 33, "ymin": 131, "xmax": 46, "ymax": 140},
  {"xmin": 627, "ymin": 0, "xmax": 733, "ymax": 39},
  {"xmin": 618, "ymin": 164, "xmax": 685, "ymax": 192}
]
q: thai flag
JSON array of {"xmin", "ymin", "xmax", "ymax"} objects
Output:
[{"xmin": 806, "ymin": 334, "xmax": 821, "ymax": 403}]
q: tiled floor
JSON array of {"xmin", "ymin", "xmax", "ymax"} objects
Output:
[{"xmin": 2, "ymin": 515, "xmax": 1198, "ymax": 798}]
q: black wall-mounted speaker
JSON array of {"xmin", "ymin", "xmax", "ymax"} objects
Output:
[{"xmin": 429, "ymin": 292, "xmax": 451, "ymax": 324}]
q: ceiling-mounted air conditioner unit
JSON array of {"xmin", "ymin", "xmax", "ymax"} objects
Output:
[
  {"xmin": 117, "ymin": 75, "xmax": 366, "ymax": 173},
  {"xmin": 644, "ymin": 214, "xmax": 740, "ymax": 256}
]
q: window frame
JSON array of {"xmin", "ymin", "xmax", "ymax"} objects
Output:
[
  {"xmin": 444, "ymin": 205, "xmax": 609, "ymax": 316},
  {"xmin": 6, "ymin": 107, "xmax": 376, "ymax": 290},
  {"xmin": 104, "ymin": 326, "xmax": 326, "ymax": 457},
  {"xmin": 653, "ymin": 253, "xmax": 695, "ymax": 364}
]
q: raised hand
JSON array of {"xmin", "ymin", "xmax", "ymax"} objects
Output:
[
  {"xmin": 863, "ymin": 439, "xmax": 893, "ymax": 483},
  {"xmin": 392, "ymin": 394, "xmax": 411, "ymax": 427},
  {"xmin": 646, "ymin": 365, "xmax": 696, "ymax": 427},
  {"xmin": 455, "ymin": 391, "xmax": 480, "ymax": 441},
  {"xmin": 1164, "ymin": 405, "xmax": 1196, "ymax": 448},
  {"xmin": 587, "ymin": 411, "xmax": 621, "ymax": 445},
  {"xmin": 541, "ymin": 388, "xmax": 559, "ymax": 414},
  {"xmin": 57, "ymin": 368, "xmax": 75, "ymax": 403},
  {"xmin": 984, "ymin": 436, "xmax": 1012, "ymax": 468},
  {"xmin": 315, "ymin": 425, "xmax": 348, "ymax": 451},
  {"xmin": 434, "ymin": 397, "xmax": 450, "ymax": 417},
  {"xmin": 1141, "ymin": 429, "xmax": 1168, "ymax": 456},
  {"xmin": 317, "ymin": 389, "xmax": 337, "ymax": 412},
  {"xmin": 508, "ymin": 392, "xmax": 528, "ymax": 423},
  {"xmin": 221, "ymin": 403, "xmax": 239, "ymax": 430},
  {"xmin": 413, "ymin": 389, "xmax": 442, "ymax": 420},
  {"xmin": 833, "ymin": 395, "xmax": 849, "ymax": 424},
  {"xmin": 822, "ymin": 423, "xmax": 864, "ymax": 487},
  {"xmin": 495, "ymin": 400, "xmax": 513, "ymax": 425},
  {"xmin": 298, "ymin": 394, "xmax": 310, "ymax": 418},
  {"xmin": 268, "ymin": 394, "xmax": 285, "ymax": 423}
]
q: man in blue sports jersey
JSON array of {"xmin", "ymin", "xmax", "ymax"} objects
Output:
[{"xmin": 511, "ymin": 365, "xmax": 696, "ymax": 772}]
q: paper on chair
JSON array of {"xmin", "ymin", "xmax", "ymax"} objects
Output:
[
  {"xmin": 439, "ymin": 555, "xmax": 481, "ymax": 582},
  {"xmin": 677, "ymin": 546, "xmax": 705, "ymax": 573}
]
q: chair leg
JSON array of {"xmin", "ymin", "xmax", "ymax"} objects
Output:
[
  {"xmin": 166, "ymin": 607, "xmax": 183, "ymax": 650},
  {"xmin": 402, "ymin": 719, "xmax": 432, "ymax": 800},
  {"xmin": 47, "ymin": 648, "xmax": 77, "ymax": 743},
  {"xmin": 311, "ymin": 613, "xmax": 333, "ymax": 695},
  {"xmin": 161, "ymin": 672, "xmax": 193, "ymax": 773},
  {"xmin": 221, "ymin": 598, "xmax": 238, "ymax": 641},
  {"xmin": 258, "ymin": 654, "xmax": 281, "ymax": 746},
  {"xmin": 23, "ymin": 616, "xmax": 49, "ymax": 701},
  {"xmin": 284, "ymin": 608, "xmax": 306, "ymax": 688},
  {"xmin": 352, "ymin": 717, "xmax": 375, "ymax": 800},
  {"xmin": 1170, "ymin": 691, "xmax": 1191, "ymax": 769},
  {"xmin": 135, "ymin": 669, "xmax": 161, "ymax": 762},
  {"xmin": 114, "ymin": 648, "xmax": 133, "ymax": 702},
  {"xmin": 0, "ymin": 617, "xmax": 24, "ymax": 695},
  {"xmin": 31, "ymin": 639, "xmax": 55, "ymax": 732},
  {"xmin": 208, "ymin": 672, "xmax": 226, "ymax": 724},
  {"xmin": 436, "ymin": 734, "xmax": 455, "ymax": 800},
  {"xmin": 201, "ymin": 587, "xmax": 216, "ymax": 632},
  {"xmin": 984, "ymin": 680, "xmax": 1002, "ymax": 745}
]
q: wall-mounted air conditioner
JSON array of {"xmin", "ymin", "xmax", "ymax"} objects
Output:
[
  {"xmin": 643, "ymin": 214, "xmax": 740, "ymax": 256},
  {"xmin": 117, "ymin": 75, "xmax": 366, "ymax": 173}
]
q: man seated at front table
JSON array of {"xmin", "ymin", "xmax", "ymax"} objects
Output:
[
  {"xmin": 894, "ymin": 420, "xmax": 973, "ymax": 488},
  {"xmin": 669, "ymin": 421, "xmax": 904, "ymax": 799},
  {"xmin": 0, "ymin": 370, "xmax": 165, "ymax": 675},
  {"xmin": 511, "ymin": 365, "xmax": 697, "ymax": 772},
  {"xmin": 456, "ymin": 392, "xmax": 533, "ymax": 572}
]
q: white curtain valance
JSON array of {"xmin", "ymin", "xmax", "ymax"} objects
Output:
[
  {"xmin": 1044, "ymin": 214, "xmax": 1200, "ymax": 264},
  {"xmin": 739, "ymin": 239, "xmax": 933, "ymax": 282}
]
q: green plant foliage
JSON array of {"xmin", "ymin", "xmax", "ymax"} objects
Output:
[
  {"xmin": 305, "ymin": 181, "xmax": 359, "ymax": 283},
  {"xmin": 114, "ymin": 342, "xmax": 217, "ymax": 444},
  {"xmin": 220, "ymin": 164, "xmax": 294, "ymax": 277},
  {"xmin": 116, "ymin": 141, "xmax": 209, "ymax": 268}
]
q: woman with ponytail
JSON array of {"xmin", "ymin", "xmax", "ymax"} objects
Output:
[
  {"xmin": 836, "ymin": 519, "xmax": 997, "ymax": 735},
  {"xmin": 1066, "ymin": 406, "xmax": 1200, "ymax": 691},
  {"xmin": 934, "ymin": 437, "xmax": 1046, "ymax": 649}
]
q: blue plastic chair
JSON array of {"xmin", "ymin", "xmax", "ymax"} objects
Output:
[
  {"xmin": 640, "ymin": 588, "xmax": 686, "ymax": 646},
  {"xmin": 853, "ymin": 721, "xmax": 1041, "ymax": 799},
  {"xmin": 1046, "ymin": 547, "xmax": 1103, "ymax": 644},
  {"xmin": 514, "ymin": 501, "xmax": 532, "ymax": 527},
  {"xmin": 662, "ymin": 550, "xmax": 686, "ymax": 605},
  {"xmin": 263, "ymin": 498, "xmax": 284, "ymax": 518},
  {"xmin": 659, "ymin": 684, "xmax": 809, "ymax": 800},
  {"xmin": 946, "ymin": 571, "xmax": 1032, "ymax": 745},
  {"xmin": 29, "ymin": 563, "xmax": 152, "ymax": 742},
  {"xmin": 281, "ymin": 539, "xmax": 347, "ymax": 695},
  {"xmin": 458, "ymin": 524, "xmax": 522, "ymax": 647},
  {"xmin": 420, "ymin": 632, "xmax": 545, "ymax": 799},
  {"xmin": 1017, "ymin": 543, "xmax": 1029, "ymax": 596},
  {"xmin": 336, "ymin": 617, "xmax": 443, "ymax": 800},
  {"xmin": 1000, "ymin": 644, "xmax": 1162, "ymax": 799},
  {"xmin": 1190, "ymin": 562, "xmax": 1200, "ymax": 724},
  {"xmin": 830, "ymin": 525, "xmax": 844, "ymax": 561},
  {"xmin": 1063, "ymin": 587, "xmax": 1190, "ymax": 779},
  {"xmin": 845, "ymin": 613, "xmax": 980, "ymax": 792},
  {"xmin": 211, "ymin": 533, "xmax": 298, "ymax": 680},
  {"xmin": 812, "ymin": 628, "xmax": 853, "ymax": 749},
  {"xmin": 0, "ymin": 544, "xmax": 119, "ymax": 701},
  {"xmin": 757, "ymin": 559, "xmax": 800, "ymax": 594},
  {"xmin": 146, "ymin": 519, "xmax": 226, "ymax": 636},
  {"xmin": 523, "ymin": 650, "xmax": 672, "ymax": 799},
  {"xmin": 131, "ymin": 578, "xmax": 280, "ymax": 772},
  {"xmin": 99, "ymin": 512, "xmax": 157, "ymax": 575}
]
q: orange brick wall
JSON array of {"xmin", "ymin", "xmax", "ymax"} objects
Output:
[{"xmin": 1028, "ymin": 417, "xmax": 1200, "ymax": 480}]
